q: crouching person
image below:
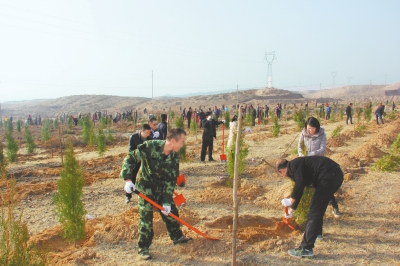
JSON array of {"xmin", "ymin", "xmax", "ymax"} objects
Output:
[
  {"xmin": 276, "ymin": 156, "xmax": 343, "ymax": 258},
  {"xmin": 120, "ymin": 128, "xmax": 192, "ymax": 260}
]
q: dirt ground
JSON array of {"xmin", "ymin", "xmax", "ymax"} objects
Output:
[{"xmin": 2, "ymin": 110, "xmax": 400, "ymax": 266}]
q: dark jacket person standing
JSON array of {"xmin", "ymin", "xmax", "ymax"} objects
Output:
[
  {"xmin": 157, "ymin": 114, "xmax": 168, "ymax": 140},
  {"xmin": 186, "ymin": 108, "xmax": 192, "ymax": 129},
  {"xmin": 276, "ymin": 156, "xmax": 343, "ymax": 258},
  {"xmin": 345, "ymin": 103, "xmax": 353, "ymax": 125},
  {"xmin": 200, "ymin": 111, "xmax": 224, "ymax": 161}
]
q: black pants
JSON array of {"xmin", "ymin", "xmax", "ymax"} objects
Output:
[
  {"xmin": 187, "ymin": 118, "xmax": 191, "ymax": 128},
  {"xmin": 346, "ymin": 115, "xmax": 352, "ymax": 124},
  {"xmin": 201, "ymin": 136, "xmax": 214, "ymax": 161},
  {"xmin": 300, "ymin": 167, "xmax": 343, "ymax": 250}
]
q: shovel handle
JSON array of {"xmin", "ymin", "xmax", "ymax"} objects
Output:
[{"xmin": 133, "ymin": 190, "xmax": 218, "ymax": 240}]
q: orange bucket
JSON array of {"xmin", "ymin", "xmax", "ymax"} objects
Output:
[
  {"xmin": 176, "ymin": 174, "xmax": 186, "ymax": 187},
  {"xmin": 173, "ymin": 192, "xmax": 186, "ymax": 207}
]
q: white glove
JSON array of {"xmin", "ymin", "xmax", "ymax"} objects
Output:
[
  {"xmin": 153, "ymin": 131, "xmax": 160, "ymax": 138},
  {"xmin": 221, "ymin": 120, "xmax": 225, "ymax": 123},
  {"xmin": 161, "ymin": 205, "xmax": 171, "ymax": 216},
  {"xmin": 124, "ymin": 181, "xmax": 135, "ymax": 193},
  {"xmin": 281, "ymin": 198, "xmax": 292, "ymax": 207},
  {"xmin": 284, "ymin": 208, "xmax": 294, "ymax": 219},
  {"xmin": 308, "ymin": 151, "xmax": 315, "ymax": 156},
  {"xmin": 207, "ymin": 116, "xmax": 212, "ymax": 121}
]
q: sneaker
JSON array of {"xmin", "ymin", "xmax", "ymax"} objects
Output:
[
  {"xmin": 288, "ymin": 247, "xmax": 314, "ymax": 258},
  {"xmin": 138, "ymin": 251, "xmax": 152, "ymax": 260},
  {"xmin": 316, "ymin": 234, "xmax": 323, "ymax": 240},
  {"xmin": 125, "ymin": 196, "xmax": 131, "ymax": 204},
  {"xmin": 209, "ymin": 158, "xmax": 215, "ymax": 161},
  {"xmin": 333, "ymin": 207, "xmax": 342, "ymax": 217},
  {"xmin": 173, "ymin": 236, "xmax": 193, "ymax": 245}
]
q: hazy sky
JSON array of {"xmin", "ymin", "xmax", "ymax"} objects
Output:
[{"xmin": 0, "ymin": 0, "xmax": 399, "ymax": 102}]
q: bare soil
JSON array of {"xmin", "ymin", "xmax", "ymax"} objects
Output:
[{"xmin": 1, "ymin": 108, "xmax": 400, "ymax": 265}]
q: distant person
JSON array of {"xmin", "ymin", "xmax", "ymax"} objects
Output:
[
  {"xmin": 275, "ymin": 104, "xmax": 281, "ymax": 119},
  {"xmin": 198, "ymin": 109, "xmax": 206, "ymax": 128},
  {"xmin": 264, "ymin": 104, "xmax": 269, "ymax": 118},
  {"xmin": 186, "ymin": 107, "xmax": 192, "ymax": 129},
  {"xmin": 375, "ymin": 103, "xmax": 385, "ymax": 125},
  {"xmin": 345, "ymin": 103, "xmax": 353, "ymax": 125},
  {"xmin": 325, "ymin": 103, "xmax": 331, "ymax": 120},
  {"xmin": 125, "ymin": 124, "xmax": 152, "ymax": 203},
  {"xmin": 148, "ymin": 117, "xmax": 160, "ymax": 139},
  {"xmin": 392, "ymin": 101, "xmax": 396, "ymax": 111},
  {"xmin": 251, "ymin": 105, "xmax": 256, "ymax": 126},
  {"xmin": 200, "ymin": 112, "xmax": 224, "ymax": 161},
  {"xmin": 157, "ymin": 114, "xmax": 168, "ymax": 140}
]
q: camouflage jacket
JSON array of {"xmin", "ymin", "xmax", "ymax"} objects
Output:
[{"xmin": 119, "ymin": 140, "xmax": 179, "ymax": 206}]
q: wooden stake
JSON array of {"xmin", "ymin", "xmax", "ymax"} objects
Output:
[
  {"xmin": 59, "ymin": 124, "xmax": 63, "ymax": 164},
  {"xmin": 232, "ymin": 107, "xmax": 242, "ymax": 266}
]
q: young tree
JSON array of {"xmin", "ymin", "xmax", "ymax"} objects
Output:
[
  {"xmin": 24, "ymin": 126, "xmax": 36, "ymax": 154},
  {"xmin": 190, "ymin": 119, "xmax": 197, "ymax": 133},
  {"xmin": 41, "ymin": 118, "xmax": 51, "ymax": 143},
  {"xmin": 175, "ymin": 116, "xmax": 184, "ymax": 129},
  {"xmin": 16, "ymin": 120, "xmax": 23, "ymax": 133},
  {"xmin": 107, "ymin": 127, "xmax": 113, "ymax": 142},
  {"xmin": 53, "ymin": 144, "xmax": 86, "ymax": 247},
  {"xmin": 82, "ymin": 116, "xmax": 96, "ymax": 146},
  {"xmin": 227, "ymin": 124, "xmax": 249, "ymax": 183},
  {"xmin": 224, "ymin": 111, "xmax": 230, "ymax": 128},
  {"xmin": 96, "ymin": 128, "xmax": 106, "ymax": 156},
  {"xmin": 5, "ymin": 132, "xmax": 18, "ymax": 162},
  {"xmin": 272, "ymin": 117, "xmax": 280, "ymax": 137},
  {"xmin": 178, "ymin": 143, "xmax": 187, "ymax": 162},
  {"xmin": 0, "ymin": 143, "xmax": 7, "ymax": 175}
]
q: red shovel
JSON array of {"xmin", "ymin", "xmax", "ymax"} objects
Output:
[
  {"xmin": 133, "ymin": 189, "xmax": 219, "ymax": 240},
  {"xmin": 282, "ymin": 207, "xmax": 296, "ymax": 231},
  {"xmin": 173, "ymin": 191, "xmax": 186, "ymax": 207},
  {"xmin": 220, "ymin": 124, "xmax": 227, "ymax": 162}
]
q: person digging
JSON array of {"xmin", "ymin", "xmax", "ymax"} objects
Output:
[
  {"xmin": 120, "ymin": 128, "xmax": 192, "ymax": 260},
  {"xmin": 276, "ymin": 156, "xmax": 343, "ymax": 258}
]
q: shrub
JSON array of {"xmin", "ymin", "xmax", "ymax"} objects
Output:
[
  {"xmin": 227, "ymin": 130, "xmax": 249, "ymax": 183},
  {"xmin": 295, "ymin": 186, "xmax": 315, "ymax": 228},
  {"xmin": 293, "ymin": 109, "xmax": 305, "ymax": 132},
  {"xmin": 364, "ymin": 105, "xmax": 372, "ymax": 122},
  {"xmin": 16, "ymin": 120, "xmax": 23, "ymax": 133},
  {"xmin": 224, "ymin": 111, "xmax": 230, "ymax": 128},
  {"xmin": 0, "ymin": 177, "xmax": 48, "ymax": 265},
  {"xmin": 355, "ymin": 125, "xmax": 367, "ymax": 134},
  {"xmin": 24, "ymin": 126, "xmax": 36, "ymax": 154},
  {"xmin": 245, "ymin": 113, "xmax": 253, "ymax": 126},
  {"xmin": 372, "ymin": 154, "xmax": 400, "ymax": 172},
  {"xmin": 190, "ymin": 119, "xmax": 197, "ymax": 133},
  {"xmin": 355, "ymin": 107, "xmax": 363, "ymax": 124},
  {"xmin": 41, "ymin": 119, "xmax": 51, "ymax": 143},
  {"xmin": 4, "ymin": 120, "xmax": 13, "ymax": 133},
  {"xmin": 82, "ymin": 116, "xmax": 96, "ymax": 146},
  {"xmin": 272, "ymin": 117, "xmax": 280, "ymax": 137},
  {"xmin": 0, "ymin": 143, "xmax": 7, "ymax": 173},
  {"xmin": 331, "ymin": 125, "xmax": 343, "ymax": 138},
  {"xmin": 5, "ymin": 133, "xmax": 18, "ymax": 163},
  {"xmin": 67, "ymin": 118, "xmax": 72, "ymax": 130},
  {"xmin": 175, "ymin": 116, "xmax": 184, "ymax": 129},
  {"xmin": 168, "ymin": 110, "xmax": 175, "ymax": 119},
  {"xmin": 53, "ymin": 144, "xmax": 86, "ymax": 247},
  {"xmin": 107, "ymin": 127, "xmax": 113, "ymax": 142},
  {"xmin": 53, "ymin": 118, "xmax": 59, "ymax": 128},
  {"xmin": 391, "ymin": 133, "xmax": 400, "ymax": 154},
  {"xmin": 96, "ymin": 128, "xmax": 106, "ymax": 156},
  {"xmin": 330, "ymin": 107, "xmax": 336, "ymax": 123},
  {"xmin": 386, "ymin": 111, "xmax": 397, "ymax": 120},
  {"xmin": 339, "ymin": 108, "xmax": 344, "ymax": 120},
  {"xmin": 178, "ymin": 143, "xmax": 187, "ymax": 162}
]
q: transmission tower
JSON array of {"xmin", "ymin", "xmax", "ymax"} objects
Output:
[
  {"xmin": 265, "ymin": 51, "xmax": 276, "ymax": 89},
  {"xmin": 331, "ymin": 72, "xmax": 337, "ymax": 88},
  {"xmin": 347, "ymin": 76, "xmax": 352, "ymax": 85}
]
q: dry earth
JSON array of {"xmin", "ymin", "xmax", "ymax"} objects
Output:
[{"xmin": 1, "ymin": 101, "xmax": 400, "ymax": 265}]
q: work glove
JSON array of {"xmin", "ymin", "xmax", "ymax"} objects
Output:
[
  {"xmin": 161, "ymin": 205, "xmax": 171, "ymax": 216},
  {"xmin": 207, "ymin": 116, "xmax": 212, "ymax": 121},
  {"xmin": 308, "ymin": 151, "xmax": 315, "ymax": 156},
  {"xmin": 281, "ymin": 198, "xmax": 292, "ymax": 207},
  {"xmin": 124, "ymin": 181, "xmax": 135, "ymax": 193},
  {"xmin": 221, "ymin": 120, "xmax": 225, "ymax": 123},
  {"xmin": 153, "ymin": 131, "xmax": 160, "ymax": 138},
  {"xmin": 284, "ymin": 208, "xmax": 294, "ymax": 219}
]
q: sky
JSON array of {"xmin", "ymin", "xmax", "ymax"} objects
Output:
[{"xmin": 0, "ymin": 0, "xmax": 399, "ymax": 103}]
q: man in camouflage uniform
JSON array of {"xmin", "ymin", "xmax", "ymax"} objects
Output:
[{"xmin": 120, "ymin": 128, "xmax": 192, "ymax": 260}]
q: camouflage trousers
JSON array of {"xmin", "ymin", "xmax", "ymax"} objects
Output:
[{"xmin": 137, "ymin": 195, "xmax": 183, "ymax": 254}]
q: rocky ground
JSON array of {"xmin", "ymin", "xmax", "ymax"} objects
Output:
[{"xmin": 1, "ymin": 107, "xmax": 400, "ymax": 265}]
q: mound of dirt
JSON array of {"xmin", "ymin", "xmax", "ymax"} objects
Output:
[
  {"xmin": 342, "ymin": 130, "xmax": 363, "ymax": 138},
  {"xmin": 206, "ymin": 215, "xmax": 295, "ymax": 243},
  {"xmin": 329, "ymin": 153, "xmax": 359, "ymax": 169},
  {"xmin": 350, "ymin": 144, "xmax": 386, "ymax": 159},
  {"xmin": 327, "ymin": 135, "xmax": 348, "ymax": 147}
]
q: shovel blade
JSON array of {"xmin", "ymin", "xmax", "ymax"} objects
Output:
[
  {"xmin": 173, "ymin": 193, "xmax": 186, "ymax": 207},
  {"xmin": 220, "ymin": 154, "xmax": 227, "ymax": 162}
]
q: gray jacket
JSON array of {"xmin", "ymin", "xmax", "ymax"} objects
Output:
[{"xmin": 298, "ymin": 127, "xmax": 327, "ymax": 156}]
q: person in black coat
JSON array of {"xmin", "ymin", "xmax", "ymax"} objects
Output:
[
  {"xmin": 200, "ymin": 111, "xmax": 224, "ymax": 161},
  {"xmin": 198, "ymin": 109, "xmax": 206, "ymax": 128},
  {"xmin": 345, "ymin": 103, "xmax": 353, "ymax": 125},
  {"xmin": 276, "ymin": 156, "xmax": 343, "ymax": 258},
  {"xmin": 157, "ymin": 114, "xmax": 168, "ymax": 140},
  {"xmin": 125, "ymin": 124, "xmax": 152, "ymax": 203},
  {"xmin": 186, "ymin": 108, "xmax": 192, "ymax": 129}
]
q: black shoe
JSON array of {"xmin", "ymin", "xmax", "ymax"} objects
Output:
[
  {"xmin": 209, "ymin": 158, "xmax": 215, "ymax": 161},
  {"xmin": 173, "ymin": 236, "xmax": 193, "ymax": 245},
  {"xmin": 125, "ymin": 196, "xmax": 131, "ymax": 204},
  {"xmin": 288, "ymin": 247, "xmax": 314, "ymax": 258}
]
